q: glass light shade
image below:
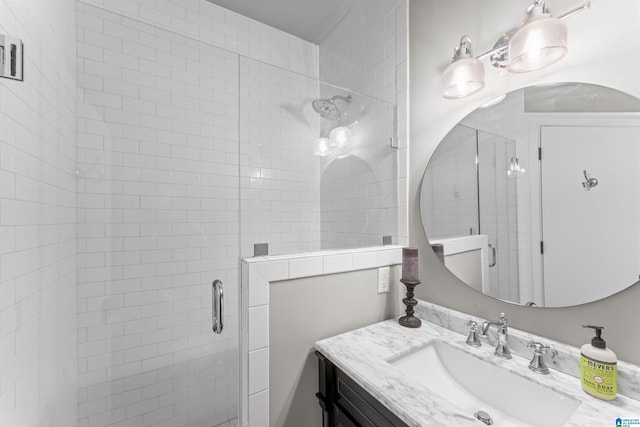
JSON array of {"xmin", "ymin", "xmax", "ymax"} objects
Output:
[
  {"xmin": 442, "ymin": 57, "xmax": 485, "ymax": 99},
  {"xmin": 329, "ymin": 126, "xmax": 351, "ymax": 148},
  {"xmin": 313, "ymin": 137, "xmax": 330, "ymax": 156},
  {"xmin": 507, "ymin": 16, "xmax": 567, "ymax": 73}
]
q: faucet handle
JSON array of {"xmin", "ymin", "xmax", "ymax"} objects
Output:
[
  {"xmin": 528, "ymin": 340, "xmax": 550, "ymax": 374},
  {"xmin": 466, "ymin": 320, "xmax": 481, "ymax": 347},
  {"xmin": 498, "ymin": 312, "xmax": 508, "ymax": 326},
  {"xmin": 528, "ymin": 340, "xmax": 549, "ymax": 354}
]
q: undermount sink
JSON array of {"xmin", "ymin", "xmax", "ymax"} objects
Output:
[{"xmin": 388, "ymin": 340, "xmax": 581, "ymax": 427}]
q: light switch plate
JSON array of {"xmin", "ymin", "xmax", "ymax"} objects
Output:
[{"xmin": 377, "ymin": 266, "xmax": 390, "ymax": 293}]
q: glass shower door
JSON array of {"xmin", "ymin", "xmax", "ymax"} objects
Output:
[
  {"xmin": 477, "ymin": 130, "xmax": 519, "ymax": 302},
  {"xmin": 76, "ymin": 4, "xmax": 240, "ymax": 426},
  {"xmin": 238, "ymin": 57, "xmax": 399, "ymax": 257}
]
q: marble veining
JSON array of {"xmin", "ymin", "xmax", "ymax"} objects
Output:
[
  {"xmin": 414, "ymin": 301, "xmax": 640, "ymax": 401},
  {"xmin": 315, "ymin": 299, "xmax": 640, "ymax": 427}
]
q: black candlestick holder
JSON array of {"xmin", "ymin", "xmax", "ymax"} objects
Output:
[{"xmin": 399, "ymin": 279, "xmax": 421, "ymax": 328}]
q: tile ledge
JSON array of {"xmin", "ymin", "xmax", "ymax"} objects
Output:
[{"xmin": 241, "ymin": 245, "xmax": 403, "ymax": 264}]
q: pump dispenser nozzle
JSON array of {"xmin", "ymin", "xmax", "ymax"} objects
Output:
[{"xmin": 583, "ymin": 324, "xmax": 606, "ymax": 349}]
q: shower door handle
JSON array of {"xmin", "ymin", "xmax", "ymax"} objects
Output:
[
  {"xmin": 212, "ymin": 280, "xmax": 223, "ymax": 334},
  {"xmin": 489, "ymin": 244, "xmax": 497, "ymax": 268}
]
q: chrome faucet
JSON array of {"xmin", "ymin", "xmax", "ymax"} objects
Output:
[
  {"xmin": 481, "ymin": 313, "xmax": 512, "ymax": 359},
  {"xmin": 465, "ymin": 320, "xmax": 482, "ymax": 347},
  {"xmin": 527, "ymin": 341, "xmax": 550, "ymax": 374}
]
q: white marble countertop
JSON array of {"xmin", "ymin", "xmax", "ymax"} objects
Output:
[{"xmin": 315, "ymin": 301, "xmax": 640, "ymax": 426}]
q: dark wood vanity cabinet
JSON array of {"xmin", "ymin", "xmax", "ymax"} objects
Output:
[{"xmin": 316, "ymin": 351, "xmax": 410, "ymax": 427}]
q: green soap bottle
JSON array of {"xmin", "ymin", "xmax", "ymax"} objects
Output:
[{"xmin": 580, "ymin": 325, "xmax": 617, "ymax": 400}]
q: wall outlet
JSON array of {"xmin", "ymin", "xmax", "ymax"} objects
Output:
[{"xmin": 377, "ymin": 266, "xmax": 390, "ymax": 293}]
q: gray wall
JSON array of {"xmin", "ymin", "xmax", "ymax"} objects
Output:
[
  {"xmin": 445, "ymin": 250, "xmax": 482, "ymax": 293},
  {"xmin": 269, "ymin": 266, "xmax": 404, "ymax": 427},
  {"xmin": 410, "ymin": 0, "xmax": 640, "ymax": 364}
]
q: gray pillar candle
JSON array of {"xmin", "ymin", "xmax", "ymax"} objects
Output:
[{"xmin": 402, "ymin": 247, "xmax": 419, "ymax": 282}]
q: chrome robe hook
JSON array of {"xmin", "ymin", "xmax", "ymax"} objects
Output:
[{"xmin": 582, "ymin": 170, "xmax": 598, "ymax": 190}]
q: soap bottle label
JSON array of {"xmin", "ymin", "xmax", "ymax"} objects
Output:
[{"xmin": 581, "ymin": 353, "xmax": 617, "ymax": 397}]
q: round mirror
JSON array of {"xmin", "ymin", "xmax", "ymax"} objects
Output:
[{"xmin": 420, "ymin": 83, "xmax": 640, "ymax": 307}]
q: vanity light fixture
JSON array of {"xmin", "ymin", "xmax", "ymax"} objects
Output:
[
  {"xmin": 442, "ymin": 36, "xmax": 485, "ymax": 99},
  {"xmin": 442, "ymin": 0, "xmax": 591, "ymax": 99},
  {"xmin": 508, "ymin": 0, "xmax": 568, "ymax": 73}
]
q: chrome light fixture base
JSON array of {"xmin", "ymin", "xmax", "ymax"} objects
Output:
[{"xmin": 489, "ymin": 30, "xmax": 515, "ymax": 69}]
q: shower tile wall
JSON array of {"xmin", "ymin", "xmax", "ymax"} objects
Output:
[
  {"xmin": 0, "ymin": 0, "xmax": 78, "ymax": 426},
  {"xmin": 75, "ymin": 6, "xmax": 239, "ymax": 426},
  {"xmin": 320, "ymin": 0, "xmax": 404, "ymax": 101},
  {"xmin": 319, "ymin": 0, "xmax": 408, "ymax": 248},
  {"xmin": 420, "ymin": 125, "xmax": 480, "ymax": 239},
  {"xmin": 239, "ymin": 58, "xmax": 321, "ymax": 257},
  {"xmin": 75, "ymin": 1, "xmax": 317, "ymax": 426},
  {"xmin": 476, "ymin": 133, "xmax": 519, "ymax": 303},
  {"xmin": 320, "ymin": 155, "xmax": 381, "ymax": 249},
  {"xmin": 77, "ymin": 0, "xmax": 318, "ymax": 78}
]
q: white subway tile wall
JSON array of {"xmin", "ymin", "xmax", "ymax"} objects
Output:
[
  {"xmin": 0, "ymin": 0, "xmax": 78, "ymax": 426},
  {"xmin": 476, "ymin": 132, "xmax": 519, "ymax": 303},
  {"xmin": 420, "ymin": 125, "xmax": 480, "ymax": 239},
  {"xmin": 75, "ymin": 1, "xmax": 318, "ymax": 426},
  {"xmin": 320, "ymin": 0, "xmax": 402, "ymax": 102},
  {"xmin": 0, "ymin": 0, "xmax": 408, "ymax": 424},
  {"xmin": 239, "ymin": 58, "xmax": 321, "ymax": 257},
  {"xmin": 320, "ymin": 155, "xmax": 386, "ymax": 248},
  {"xmin": 319, "ymin": 0, "xmax": 408, "ymax": 248},
  {"xmin": 79, "ymin": 0, "xmax": 319, "ymax": 79}
]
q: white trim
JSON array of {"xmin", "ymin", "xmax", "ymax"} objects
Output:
[
  {"xmin": 240, "ymin": 246, "xmax": 403, "ymax": 426},
  {"xmin": 430, "ymin": 235, "xmax": 489, "ymax": 293}
]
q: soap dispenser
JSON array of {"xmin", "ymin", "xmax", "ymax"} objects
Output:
[{"xmin": 580, "ymin": 325, "xmax": 617, "ymax": 400}]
